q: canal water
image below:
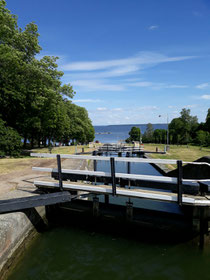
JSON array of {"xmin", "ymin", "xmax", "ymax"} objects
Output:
[{"xmin": 7, "ymin": 157, "xmax": 210, "ymax": 280}]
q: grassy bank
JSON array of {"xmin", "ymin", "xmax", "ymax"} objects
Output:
[
  {"xmin": 1, "ymin": 144, "xmax": 209, "ymax": 175},
  {"xmin": 143, "ymin": 144, "xmax": 210, "ymax": 170},
  {"xmin": 31, "ymin": 144, "xmax": 97, "ymax": 155},
  {"xmin": 0, "ymin": 145, "xmax": 97, "ymax": 175}
]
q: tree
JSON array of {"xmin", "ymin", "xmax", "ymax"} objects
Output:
[
  {"xmin": 0, "ymin": 119, "xmax": 22, "ymax": 156},
  {"xmin": 0, "ymin": 1, "xmax": 95, "ymax": 151},
  {"xmin": 153, "ymin": 129, "xmax": 167, "ymax": 144},
  {"xmin": 169, "ymin": 109, "xmax": 198, "ymax": 144},
  {"xmin": 195, "ymin": 130, "xmax": 208, "ymax": 147},
  {"xmin": 142, "ymin": 123, "xmax": 154, "ymax": 143},
  {"xmin": 126, "ymin": 127, "xmax": 141, "ymax": 143},
  {"xmin": 205, "ymin": 108, "xmax": 210, "ymax": 133}
]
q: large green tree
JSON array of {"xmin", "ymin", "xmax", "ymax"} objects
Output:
[
  {"xmin": 169, "ymin": 109, "xmax": 198, "ymax": 144},
  {"xmin": 126, "ymin": 127, "xmax": 141, "ymax": 143},
  {"xmin": 142, "ymin": 123, "xmax": 154, "ymax": 143},
  {"xmin": 0, "ymin": 0, "xmax": 94, "ymax": 151}
]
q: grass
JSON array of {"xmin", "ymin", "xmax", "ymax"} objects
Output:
[
  {"xmin": 1, "ymin": 143, "xmax": 209, "ymax": 174},
  {"xmin": 0, "ymin": 144, "xmax": 99, "ymax": 175},
  {"xmin": 31, "ymin": 144, "xmax": 99, "ymax": 154},
  {"xmin": 0, "ymin": 157, "xmax": 41, "ymax": 175},
  {"xmin": 142, "ymin": 144, "xmax": 210, "ymax": 170}
]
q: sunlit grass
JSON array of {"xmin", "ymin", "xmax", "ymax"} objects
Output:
[
  {"xmin": 0, "ymin": 158, "xmax": 44, "ymax": 175},
  {"xmin": 31, "ymin": 144, "xmax": 99, "ymax": 154},
  {"xmin": 143, "ymin": 144, "xmax": 210, "ymax": 170}
]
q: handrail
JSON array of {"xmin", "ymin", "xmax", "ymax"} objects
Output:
[{"xmin": 30, "ymin": 152, "xmax": 210, "ymax": 166}]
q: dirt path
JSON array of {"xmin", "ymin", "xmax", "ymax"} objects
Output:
[{"xmin": 0, "ymin": 158, "xmax": 87, "ymax": 199}]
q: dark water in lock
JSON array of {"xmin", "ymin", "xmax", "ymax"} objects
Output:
[
  {"xmin": 7, "ymin": 226, "xmax": 210, "ymax": 280},
  {"xmin": 7, "ymin": 155, "xmax": 210, "ymax": 280}
]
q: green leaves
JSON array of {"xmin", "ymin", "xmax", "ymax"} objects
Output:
[
  {"xmin": 0, "ymin": 1, "xmax": 94, "ymax": 150},
  {"xmin": 126, "ymin": 127, "xmax": 141, "ymax": 143},
  {"xmin": 0, "ymin": 119, "xmax": 22, "ymax": 156}
]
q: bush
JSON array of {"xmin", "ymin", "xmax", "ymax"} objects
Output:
[{"xmin": 0, "ymin": 119, "xmax": 22, "ymax": 156}]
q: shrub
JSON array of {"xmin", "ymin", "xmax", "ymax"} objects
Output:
[{"xmin": 0, "ymin": 119, "xmax": 22, "ymax": 156}]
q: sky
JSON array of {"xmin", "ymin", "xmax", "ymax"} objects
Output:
[{"xmin": 6, "ymin": 0, "xmax": 210, "ymax": 125}]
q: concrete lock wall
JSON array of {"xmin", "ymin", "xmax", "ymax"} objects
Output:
[{"xmin": 0, "ymin": 207, "xmax": 46, "ymax": 280}]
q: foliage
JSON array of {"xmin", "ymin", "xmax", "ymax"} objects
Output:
[
  {"xmin": 0, "ymin": 0, "xmax": 94, "ymax": 152},
  {"xmin": 142, "ymin": 123, "xmax": 154, "ymax": 143},
  {"xmin": 0, "ymin": 119, "xmax": 22, "ymax": 156},
  {"xmin": 126, "ymin": 127, "xmax": 141, "ymax": 143},
  {"xmin": 195, "ymin": 130, "xmax": 209, "ymax": 146},
  {"xmin": 169, "ymin": 109, "xmax": 198, "ymax": 145},
  {"xmin": 153, "ymin": 129, "xmax": 167, "ymax": 144}
]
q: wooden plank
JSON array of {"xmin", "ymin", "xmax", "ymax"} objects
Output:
[
  {"xmin": 34, "ymin": 180, "xmax": 210, "ymax": 206},
  {"xmin": 0, "ymin": 192, "xmax": 72, "ymax": 214}
]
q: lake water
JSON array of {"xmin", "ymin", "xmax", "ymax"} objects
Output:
[{"xmin": 94, "ymin": 123, "xmax": 167, "ymax": 143}]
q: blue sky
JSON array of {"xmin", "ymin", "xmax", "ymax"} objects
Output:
[{"xmin": 6, "ymin": 0, "xmax": 210, "ymax": 125}]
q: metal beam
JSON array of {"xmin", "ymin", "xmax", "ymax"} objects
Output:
[
  {"xmin": 110, "ymin": 157, "xmax": 116, "ymax": 196},
  {"xmin": 0, "ymin": 192, "xmax": 71, "ymax": 214},
  {"xmin": 32, "ymin": 167, "xmax": 203, "ymax": 186},
  {"xmin": 34, "ymin": 180, "xmax": 210, "ymax": 206},
  {"xmin": 30, "ymin": 152, "xmax": 210, "ymax": 167}
]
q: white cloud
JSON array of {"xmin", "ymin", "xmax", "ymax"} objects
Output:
[
  {"xmin": 112, "ymin": 108, "xmax": 123, "ymax": 111},
  {"xmin": 183, "ymin": 104, "xmax": 197, "ymax": 108},
  {"xmin": 136, "ymin": 106, "xmax": 158, "ymax": 111},
  {"xmin": 196, "ymin": 83, "xmax": 209, "ymax": 89},
  {"xmin": 61, "ymin": 51, "xmax": 196, "ymax": 72},
  {"xmin": 64, "ymin": 65, "xmax": 139, "ymax": 80},
  {"xmin": 166, "ymin": 85, "xmax": 188, "ymax": 89},
  {"xmin": 128, "ymin": 81, "xmax": 188, "ymax": 90},
  {"xmin": 73, "ymin": 99, "xmax": 102, "ymax": 103},
  {"xmin": 148, "ymin": 25, "xmax": 159, "ymax": 30},
  {"xmin": 72, "ymin": 79, "xmax": 125, "ymax": 92},
  {"xmin": 90, "ymin": 105, "xmax": 161, "ymax": 125},
  {"xmin": 201, "ymin": 95, "xmax": 210, "ymax": 100},
  {"xmin": 96, "ymin": 107, "xmax": 107, "ymax": 111},
  {"xmin": 61, "ymin": 52, "xmax": 196, "ymax": 92},
  {"xmin": 168, "ymin": 105, "xmax": 177, "ymax": 109}
]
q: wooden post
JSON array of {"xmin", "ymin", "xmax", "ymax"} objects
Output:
[
  {"xmin": 199, "ymin": 207, "xmax": 209, "ymax": 250},
  {"xmin": 93, "ymin": 196, "xmax": 99, "ymax": 217},
  {"xmin": 126, "ymin": 202, "xmax": 133, "ymax": 221}
]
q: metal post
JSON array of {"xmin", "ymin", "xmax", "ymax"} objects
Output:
[
  {"xmin": 110, "ymin": 157, "xmax": 116, "ymax": 196},
  {"xmin": 56, "ymin": 154, "xmax": 63, "ymax": 191},
  {"xmin": 104, "ymin": 180, "xmax": 109, "ymax": 204},
  {"xmin": 167, "ymin": 113, "xmax": 169, "ymax": 146},
  {"xmin": 92, "ymin": 151, "xmax": 97, "ymax": 185},
  {"xmin": 177, "ymin": 160, "xmax": 183, "ymax": 206}
]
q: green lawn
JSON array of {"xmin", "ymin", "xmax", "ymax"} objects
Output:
[
  {"xmin": 143, "ymin": 144, "xmax": 210, "ymax": 170},
  {"xmin": 31, "ymin": 144, "xmax": 99, "ymax": 154}
]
